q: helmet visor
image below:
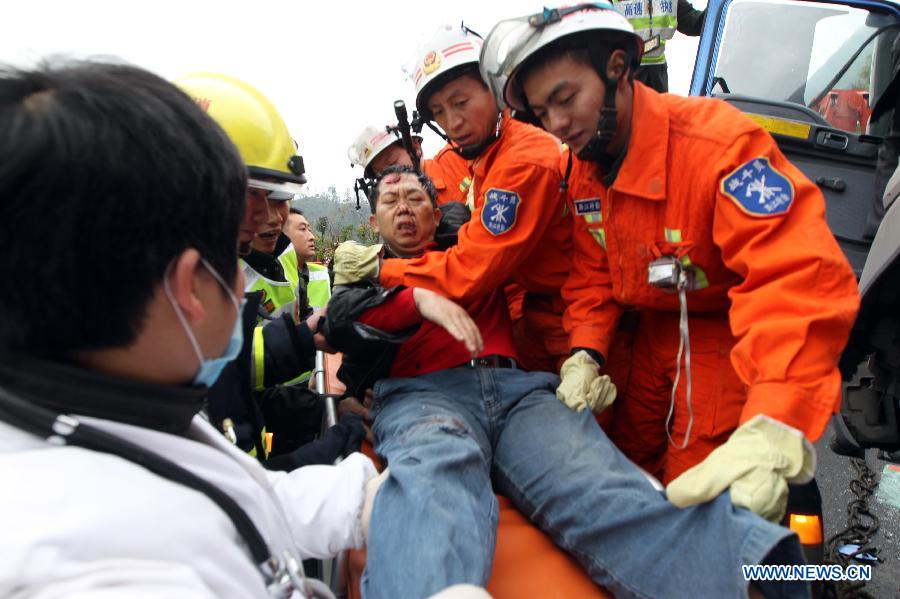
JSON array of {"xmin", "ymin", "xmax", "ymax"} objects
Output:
[
  {"xmin": 480, "ymin": 16, "xmax": 537, "ymax": 111},
  {"xmin": 248, "ymin": 177, "xmax": 303, "ymax": 201},
  {"xmin": 481, "ymin": 2, "xmax": 619, "ymax": 111}
]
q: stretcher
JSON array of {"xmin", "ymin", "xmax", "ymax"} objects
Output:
[{"xmin": 317, "ymin": 352, "xmax": 822, "ymax": 598}]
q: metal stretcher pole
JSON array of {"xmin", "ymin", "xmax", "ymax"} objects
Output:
[
  {"xmin": 316, "ymin": 351, "xmax": 338, "ymax": 430},
  {"xmin": 315, "ymin": 350, "xmax": 347, "ymax": 597}
]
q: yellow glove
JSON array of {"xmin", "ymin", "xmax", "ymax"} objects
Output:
[
  {"xmin": 556, "ymin": 350, "xmax": 617, "ymax": 414},
  {"xmin": 362, "ymin": 467, "xmax": 390, "ymax": 543},
  {"xmin": 666, "ymin": 414, "xmax": 816, "ymax": 522},
  {"xmin": 333, "ymin": 241, "xmax": 383, "ymax": 286}
]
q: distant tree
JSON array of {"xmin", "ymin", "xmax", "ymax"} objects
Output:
[
  {"xmin": 316, "ymin": 216, "xmax": 328, "ymax": 237},
  {"xmin": 356, "ymin": 223, "xmax": 380, "ymax": 245},
  {"xmin": 339, "ymin": 223, "xmax": 355, "ymax": 243}
]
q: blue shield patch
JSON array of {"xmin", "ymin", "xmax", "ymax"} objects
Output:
[
  {"xmin": 721, "ymin": 157, "xmax": 794, "ymax": 217},
  {"xmin": 481, "ymin": 188, "xmax": 521, "ymax": 236},
  {"xmin": 574, "ymin": 198, "xmax": 601, "ymax": 215}
]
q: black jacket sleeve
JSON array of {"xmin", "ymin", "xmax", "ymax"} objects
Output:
[
  {"xmin": 434, "ymin": 202, "xmax": 472, "ymax": 250},
  {"xmin": 259, "ymin": 314, "xmax": 317, "ymax": 387},
  {"xmin": 676, "ymin": 0, "xmax": 706, "ymax": 36},
  {"xmin": 323, "ymin": 283, "xmax": 419, "ymax": 398}
]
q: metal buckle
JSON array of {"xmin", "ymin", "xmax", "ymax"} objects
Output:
[{"xmin": 467, "ymin": 355, "xmax": 516, "ymax": 369}]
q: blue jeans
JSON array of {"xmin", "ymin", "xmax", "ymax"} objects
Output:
[{"xmin": 361, "ymin": 367, "xmax": 808, "ymax": 599}]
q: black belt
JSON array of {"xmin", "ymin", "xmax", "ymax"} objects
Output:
[{"xmin": 464, "ymin": 355, "xmax": 517, "ymax": 369}]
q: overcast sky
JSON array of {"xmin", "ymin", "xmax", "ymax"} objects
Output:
[{"xmin": 1, "ymin": 0, "xmax": 707, "ymax": 193}]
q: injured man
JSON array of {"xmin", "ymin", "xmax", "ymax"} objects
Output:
[{"xmin": 325, "ymin": 166, "xmax": 810, "ymax": 599}]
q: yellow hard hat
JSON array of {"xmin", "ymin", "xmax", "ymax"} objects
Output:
[{"xmin": 175, "ymin": 72, "xmax": 306, "ymax": 195}]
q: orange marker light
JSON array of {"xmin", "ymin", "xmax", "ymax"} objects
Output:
[{"xmin": 789, "ymin": 514, "xmax": 823, "ymax": 545}]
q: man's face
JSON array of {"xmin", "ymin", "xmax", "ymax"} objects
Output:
[
  {"xmin": 249, "ymin": 191, "xmax": 290, "ymax": 255},
  {"xmin": 285, "ymin": 212, "xmax": 317, "ymax": 264},
  {"xmin": 427, "ymin": 74, "xmax": 499, "ymax": 154},
  {"xmin": 521, "ymin": 56, "xmax": 607, "ymax": 154},
  {"xmin": 521, "ymin": 51, "xmax": 632, "ymax": 155},
  {"xmin": 369, "ymin": 172, "xmax": 440, "ymax": 258},
  {"xmin": 241, "ymin": 188, "xmax": 268, "ymax": 254},
  {"xmin": 369, "ymin": 140, "xmax": 422, "ymax": 175}
]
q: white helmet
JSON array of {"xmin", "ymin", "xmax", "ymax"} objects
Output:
[
  {"xmin": 347, "ymin": 125, "xmax": 422, "ymax": 176},
  {"xmin": 480, "ymin": 3, "xmax": 643, "ymax": 112},
  {"xmin": 411, "ymin": 23, "xmax": 484, "ymax": 115}
]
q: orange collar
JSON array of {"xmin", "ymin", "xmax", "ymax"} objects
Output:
[
  {"xmin": 608, "ymin": 82, "xmax": 669, "ymax": 201},
  {"xmin": 470, "ymin": 110, "xmax": 512, "ymax": 178}
]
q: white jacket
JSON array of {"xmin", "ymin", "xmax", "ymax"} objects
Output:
[{"xmin": 0, "ymin": 414, "xmax": 377, "ymax": 598}]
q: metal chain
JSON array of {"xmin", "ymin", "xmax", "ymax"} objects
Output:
[{"xmin": 823, "ymin": 458, "xmax": 881, "ymax": 599}]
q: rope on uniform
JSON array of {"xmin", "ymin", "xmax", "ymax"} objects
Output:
[
  {"xmin": 823, "ymin": 457, "xmax": 880, "ymax": 599},
  {"xmin": 666, "ymin": 270, "xmax": 693, "ymax": 449}
]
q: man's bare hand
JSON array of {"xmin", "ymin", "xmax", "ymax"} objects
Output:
[{"xmin": 412, "ymin": 288, "xmax": 484, "ymax": 357}]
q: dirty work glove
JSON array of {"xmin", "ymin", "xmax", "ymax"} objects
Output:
[
  {"xmin": 333, "ymin": 241, "xmax": 383, "ymax": 286},
  {"xmin": 666, "ymin": 414, "xmax": 816, "ymax": 522},
  {"xmin": 361, "ymin": 467, "xmax": 390, "ymax": 543},
  {"xmin": 556, "ymin": 350, "xmax": 617, "ymax": 414}
]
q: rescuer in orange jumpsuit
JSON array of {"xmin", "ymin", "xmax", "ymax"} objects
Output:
[
  {"xmin": 429, "ymin": 142, "xmax": 473, "ymax": 206},
  {"xmin": 337, "ymin": 23, "xmax": 570, "ymax": 372},
  {"xmin": 482, "ymin": 5, "xmax": 860, "ymax": 522}
]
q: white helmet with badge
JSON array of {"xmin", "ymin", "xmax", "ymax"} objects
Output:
[
  {"xmin": 480, "ymin": 2, "xmax": 642, "ymax": 112},
  {"xmin": 411, "ymin": 23, "xmax": 484, "ymax": 116},
  {"xmin": 481, "ymin": 2, "xmax": 643, "ymax": 162},
  {"xmin": 348, "ymin": 125, "xmax": 422, "ymax": 175}
]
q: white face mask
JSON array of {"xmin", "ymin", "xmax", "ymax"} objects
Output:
[{"xmin": 164, "ymin": 258, "xmax": 244, "ymax": 387}]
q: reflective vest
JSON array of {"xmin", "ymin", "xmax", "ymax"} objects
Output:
[
  {"xmin": 306, "ymin": 262, "xmax": 331, "ymax": 309},
  {"xmin": 241, "ymin": 244, "xmax": 301, "ymax": 324},
  {"xmin": 614, "ymin": 0, "xmax": 678, "ymax": 65},
  {"xmin": 275, "ymin": 262, "xmax": 332, "ymax": 389}
]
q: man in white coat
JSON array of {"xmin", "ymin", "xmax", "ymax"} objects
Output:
[{"xmin": 0, "ymin": 61, "xmax": 381, "ymax": 599}]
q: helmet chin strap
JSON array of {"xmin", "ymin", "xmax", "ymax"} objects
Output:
[{"xmin": 576, "ymin": 76, "xmax": 619, "ymax": 162}]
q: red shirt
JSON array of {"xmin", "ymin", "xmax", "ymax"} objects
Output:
[{"xmin": 357, "ymin": 287, "xmax": 518, "ymax": 378}]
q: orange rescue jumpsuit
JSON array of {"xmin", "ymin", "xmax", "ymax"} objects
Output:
[
  {"xmin": 425, "ymin": 143, "xmax": 472, "ymax": 206},
  {"xmin": 380, "ymin": 115, "xmax": 572, "ymax": 372},
  {"xmin": 426, "ymin": 143, "xmax": 527, "ymax": 323},
  {"xmin": 564, "ymin": 83, "xmax": 860, "ymax": 482}
]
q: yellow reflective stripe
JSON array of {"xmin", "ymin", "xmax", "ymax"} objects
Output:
[
  {"xmin": 679, "ymin": 255, "xmax": 710, "ymax": 289},
  {"xmin": 307, "ymin": 264, "xmax": 332, "ymax": 309},
  {"xmin": 640, "ymin": 51, "xmax": 668, "ymax": 65},
  {"xmin": 693, "ymin": 267, "xmax": 709, "ymax": 289},
  {"xmin": 589, "ymin": 228, "xmax": 607, "ymax": 249},
  {"xmin": 247, "ymin": 426, "xmax": 269, "ymax": 459},
  {"xmin": 459, "ymin": 176, "xmax": 472, "ymax": 194},
  {"xmin": 242, "ymin": 246, "xmax": 301, "ymax": 322},
  {"xmin": 279, "ymin": 246, "xmax": 300, "ymax": 290},
  {"xmin": 253, "ymin": 326, "xmax": 265, "ymax": 391},
  {"xmin": 665, "ymin": 228, "xmax": 682, "ymax": 243},
  {"xmin": 583, "ymin": 212, "xmax": 603, "ymax": 225}
]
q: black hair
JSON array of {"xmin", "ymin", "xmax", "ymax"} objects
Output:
[
  {"xmin": 515, "ymin": 30, "xmax": 637, "ymax": 112},
  {"xmin": 0, "ymin": 60, "xmax": 247, "ymax": 355},
  {"xmin": 371, "ymin": 165, "xmax": 438, "ymax": 208},
  {"xmin": 417, "ymin": 64, "xmax": 489, "ymax": 119},
  {"xmin": 289, "ymin": 207, "xmax": 304, "ymax": 216}
]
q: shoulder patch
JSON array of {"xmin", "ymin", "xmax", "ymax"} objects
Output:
[
  {"xmin": 481, "ymin": 188, "xmax": 521, "ymax": 236},
  {"xmin": 721, "ymin": 157, "xmax": 794, "ymax": 217},
  {"xmin": 574, "ymin": 198, "xmax": 601, "ymax": 215}
]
